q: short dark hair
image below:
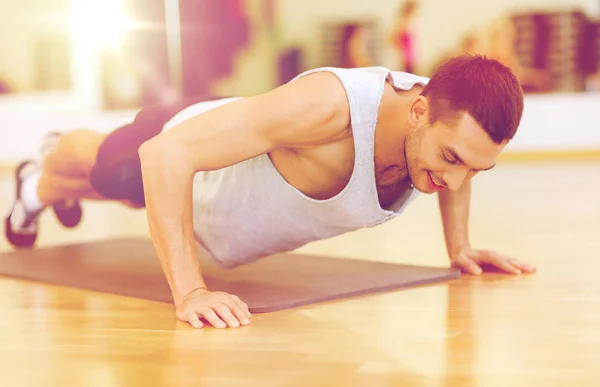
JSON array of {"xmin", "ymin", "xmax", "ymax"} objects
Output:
[{"xmin": 421, "ymin": 54, "xmax": 524, "ymax": 144}]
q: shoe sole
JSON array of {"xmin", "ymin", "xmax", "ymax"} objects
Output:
[
  {"xmin": 4, "ymin": 160, "xmax": 38, "ymax": 248},
  {"xmin": 4, "ymin": 215, "xmax": 37, "ymax": 248},
  {"xmin": 53, "ymin": 201, "xmax": 83, "ymax": 228}
]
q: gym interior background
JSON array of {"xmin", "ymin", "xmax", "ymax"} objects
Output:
[
  {"xmin": 0, "ymin": 0, "xmax": 599, "ymax": 386},
  {"xmin": 0, "ymin": 0, "xmax": 599, "ymax": 163}
]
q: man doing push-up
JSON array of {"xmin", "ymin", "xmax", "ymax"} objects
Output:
[{"xmin": 5, "ymin": 55, "xmax": 537, "ymax": 329}]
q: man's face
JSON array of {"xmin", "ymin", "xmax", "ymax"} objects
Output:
[{"xmin": 405, "ymin": 108, "xmax": 506, "ymax": 194}]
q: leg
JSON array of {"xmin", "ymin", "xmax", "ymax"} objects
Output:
[
  {"xmin": 37, "ymin": 126, "xmax": 150, "ymax": 208},
  {"xmin": 41, "ymin": 129, "xmax": 105, "ymax": 177},
  {"xmin": 88, "ymin": 96, "xmax": 206, "ymax": 207},
  {"xmin": 4, "ymin": 96, "xmax": 211, "ymax": 248},
  {"xmin": 4, "ymin": 129, "xmax": 112, "ymax": 248},
  {"xmin": 38, "ymin": 171, "xmax": 105, "ymax": 204},
  {"xmin": 38, "ymin": 129, "xmax": 108, "ymax": 204},
  {"xmin": 32, "ymin": 96, "xmax": 207, "ymax": 210}
]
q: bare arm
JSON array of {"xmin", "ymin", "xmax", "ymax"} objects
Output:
[
  {"xmin": 438, "ymin": 180, "xmax": 471, "ymax": 260},
  {"xmin": 438, "ymin": 180, "xmax": 535, "ymax": 276},
  {"xmin": 138, "ymin": 72, "xmax": 350, "ymax": 327}
]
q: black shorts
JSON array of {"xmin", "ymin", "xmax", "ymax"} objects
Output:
[{"xmin": 89, "ymin": 97, "xmax": 214, "ymax": 207}]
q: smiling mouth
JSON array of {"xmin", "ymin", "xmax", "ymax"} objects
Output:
[{"xmin": 427, "ymin": 171, "xmax": 446, "ymax": 190}]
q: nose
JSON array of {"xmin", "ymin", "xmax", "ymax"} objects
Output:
[{"xmin": 442, "ymin": 167, "xmax": 470, "ymax": 192}]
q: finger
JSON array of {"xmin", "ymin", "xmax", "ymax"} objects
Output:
[
  {"xmin": 489, "ymin": 255, "xmax": 522, "ymax": 274},
  {"xmin": 222, "ymin": 297, "xmax": 251, "ymax": 326},
  {"xmin": 508, "ymin": 258, "xmax": 537, "ymax": 273},
  {"xmin": 230, "ymin": 295, "xmax": 252, "ymax": 320},
  {"xmin": 187, "ymin": 312, "xmax": 204, "ymax": 329},
  {"xmin": 198, "ymin": 308, "xmax": 227, "ymax": 329},
  {"xmin": 213, "ymin": 302, "xmax": 242, "ymax": 328},
  {"xmin": 466, "ymin": 250, "xmax": 518, "ymax": 274},
  {"xmin": 453, "ymin": 257, "xmax": 482, "ymax": 275}
]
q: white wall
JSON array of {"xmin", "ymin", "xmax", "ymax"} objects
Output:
[
  {"xmin": 0, "ymin": 94, "xmax": 136, "ymax": 164},
  {"xmin": 0, "ymin": 92, "xmax": 598, "ymax": 164},
  {"xmin": 505, "ymin": 92, "xmax": 600, "ymax": 152},
  {"xmin": 0, "ymin": 0, "xmax": 71, "ymax": 93}
]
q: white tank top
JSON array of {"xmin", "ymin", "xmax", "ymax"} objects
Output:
[{"xmin": 163, "ymin": 67, "xmax": 429, "ymax": 268}]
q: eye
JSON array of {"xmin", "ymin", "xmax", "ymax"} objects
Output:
[{"xmin": 442, "ymin": 152, "xmax": 460, "ymax": 165}]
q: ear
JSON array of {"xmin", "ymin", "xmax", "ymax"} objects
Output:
[{"xmin": 409, "ymin": 96, "xmax": 428, "ymax": 126}]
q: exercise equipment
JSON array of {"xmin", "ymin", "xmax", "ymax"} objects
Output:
[{"xmin": 0, "ymin": 238, "xmax": 460, "ymax": 313}]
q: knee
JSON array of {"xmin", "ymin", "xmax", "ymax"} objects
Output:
[{"xmin": 44, "ymin": 129, "xmax": 105, "ymax": 167}]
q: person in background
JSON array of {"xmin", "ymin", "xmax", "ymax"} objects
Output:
[
  {"xmin": 430, "ymin": 16, "xmax": 550, "ymax": 92},
  {"xmin": 389, "ymin": 0, "xmax": 420, "ymax": 73},
  {"xmin": 339, "ymin": 24, "xmax": 373, "ymax": 68},
  {"xmin": 486, "ymin": 16, "xmax": 550, "ymax": 92}
]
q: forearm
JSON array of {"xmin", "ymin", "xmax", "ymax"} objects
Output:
[
  {"xmin": 138, "ymin": 140, "xmax": 206, "ymax": 305},
  {"xmin": 438, "ymin": 180, "xmax": 471, "ymax": 257}
]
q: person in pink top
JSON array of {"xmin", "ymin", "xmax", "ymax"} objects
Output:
[{"xmin": 390, "ymin": 0, "xmax": 420, "ymax": 73}]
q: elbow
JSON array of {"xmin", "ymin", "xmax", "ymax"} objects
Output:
[
  {"xmin": 138, "ymin": 137, "xmax": 169, "ymax": 171},
  {"xmin": 138, "ymin": 136, "xmax": 194, "ymax": 178},
  {"xmin": 138, "ymin": 137, "xmax": 159, "ymax": 164},
  {"xmin": 138, "ymin": 140, "xmax": 156, "ymax": 177}
]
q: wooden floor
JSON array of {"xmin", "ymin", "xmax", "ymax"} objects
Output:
[{"xmin": 0, "ymin": 161, "xmax": 599, "ymax": 386}]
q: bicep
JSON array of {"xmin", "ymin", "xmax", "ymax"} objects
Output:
[{"xmin": 143, "ymin": 72, "xmax": 351, "ymax": 173}]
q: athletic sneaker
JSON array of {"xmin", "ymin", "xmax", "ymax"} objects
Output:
[
  {"xmin": 52, "ymin": 199, "xmax": 83, "ymax": 229},
  {"xmin": 4, "ymin": 160, "xmax": 44, "ymax": 248},
  {"xmin": 4, "ymin": 133, "xmax": 84, "ymax": 248}
]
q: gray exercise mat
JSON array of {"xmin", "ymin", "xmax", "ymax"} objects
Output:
[{"xmin": 0, "ymin": 238, "xmax": 461, "ymax": 313}]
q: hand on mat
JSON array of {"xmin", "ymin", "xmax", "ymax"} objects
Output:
[
  {"xmin": 450, "ymin": 246, "xmax": 537, "ymax": 276},
  {"xmin": 176, "ymin": 288, "xmax": 252, "ymax": 329}
]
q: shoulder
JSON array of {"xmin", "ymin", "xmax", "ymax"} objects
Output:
[
  {"xmin": 291, "ymin": 66, "xmax": 395, "ymax": 89},
  {"xmin": 233, "ymin": 69, "xmax": 353, "ymax": 149},
  {"xmin": 265, "ymin": 67, "xmax": 400, "ymax": 146},
  {"xmin": 377, "ymin": 71, "xmax": 428, "ymax": 118},
  {"xmin": 386, "ymin": 70, "xmax": 430, "ymax": 89}
]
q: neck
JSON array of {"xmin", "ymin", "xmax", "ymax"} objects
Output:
[{"xmin": 376, "ymin": 88, "xmax": 420, "ymax": 174}]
